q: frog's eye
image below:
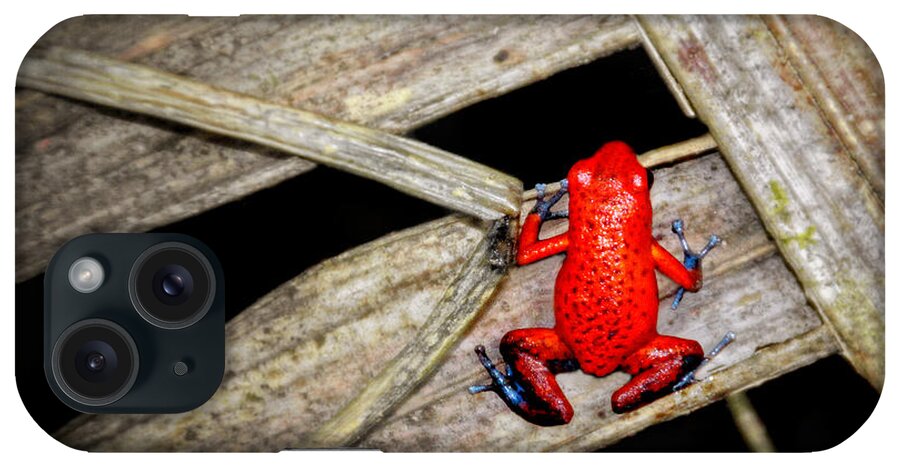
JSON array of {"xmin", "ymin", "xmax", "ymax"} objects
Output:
[{"xmin": 647, "ymin": 170, "xmax": 654, "ymax": 190}]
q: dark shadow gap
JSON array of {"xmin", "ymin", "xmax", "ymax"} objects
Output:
[
  {"xmin": 411, "ymin": 47, "xmax": 709, "ymax": 187},
  {"xmin": 152, "ymin": 167, "xmax": 448, "ymax": 320}
]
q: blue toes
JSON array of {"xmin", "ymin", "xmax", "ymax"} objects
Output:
[
  {"xmin": 469, "ymin": 346, "xmax": 526, "ymax": 407},
  {"xmin": 468, "ymin": 384, "xmax": 494, "ymax": 394},
  {"xmin": 699, "ymin": 235, "xmax": 721, "ymax": 257},
  {"xmin": 672, "ymin": 289, "xmax": 689, "ymax": 310},
  {"xmin": 673, "ymin": 331, "xmax": 736, "ymax": 391},
  {"xmin": 531, "ymin": 180, "xmax": 569, "ymax": 220},
  {"xmin": 671, "ymin": 219, "xmax": 720, "ymax": 310}
]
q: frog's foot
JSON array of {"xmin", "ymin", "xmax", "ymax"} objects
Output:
[
  {"xmin": 469, "ymin": 329, "xmax": 577, "ymax": 426},
  {"xmin": 671, "ymin": 219, "xmax": 721, "ymax": 309},
  {"xmin": 612, "ymin": 334, "xmax": 705, "ymax": 413},
  {"xmin": 672, "ymin": 331, "xmax": 736, "ymax": 391},
  {"xmin": 470, "ymin": 345, "xmax": 560, "ymax": 423},
  {"xmin": 469, "ymin": 345, "xmax": 512, "ymax": 395},
  {"xmin": 468, "ymin": 345, "xmax": 516, "ymax": 395},
  {"xmin": 531, "ymin": 179, "xmax": 569, "ymax": 221}
]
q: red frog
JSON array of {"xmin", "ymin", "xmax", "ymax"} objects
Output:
[{"xmin": 470, "ymin": 141, "xmax": 730, "ymax": 426}]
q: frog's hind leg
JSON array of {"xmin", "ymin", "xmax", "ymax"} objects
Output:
[
  {"xmin": 610, "ymin": 335, "xmax": 703, "ymax": 413},
  {"xmin": 470, "ymin": 328, "xmax": 578, "ymax": 426}
]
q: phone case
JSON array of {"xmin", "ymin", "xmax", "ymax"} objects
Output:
[{"xmin": 16, "ymin": 14, "xmax": 883, "ymax": 452}]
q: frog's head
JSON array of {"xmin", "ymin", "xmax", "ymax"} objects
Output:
[{"xmin": 568, "ymin": 141, "xmax": 653, "ymax": 195}]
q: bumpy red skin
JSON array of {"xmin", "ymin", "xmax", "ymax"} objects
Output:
[{"xmin": 508, "ymin": 141, "xmax": 705, "ymax": 425}]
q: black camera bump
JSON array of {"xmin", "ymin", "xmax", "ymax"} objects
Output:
[{"xmin": 44, "ymin": 234, "xmax": 225, "ymax": 414}]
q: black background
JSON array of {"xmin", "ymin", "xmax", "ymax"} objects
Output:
[{"xmin": 16, "ymin": 47, "xmax": 879, "ymax": 451}]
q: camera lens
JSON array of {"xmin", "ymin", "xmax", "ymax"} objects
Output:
[
  {"xmin": 51, "ymin": 319, "xmax": 138, "ymax": 406},
  {"xmin": 74, "ymin": 341, "xmax": 118, "ymax": 384},
  {"xmin": 85, "ymin": 351, "xmax": 106, "ymax": 372},
  {"xmin": 130, "ymin": 242, "xmax": 215, "ymax": 329},
  {"xmin": 152, "ymin": 264, "xmax": 194, "ymax": 305},
  {"xmin": 162, "ymin": 273, "xmax": 185, "ymax": 297}
]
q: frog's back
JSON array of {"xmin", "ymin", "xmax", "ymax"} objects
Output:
[{"xmin": 553, "ymin": 142, "xmax": 659, "ymax": 376}]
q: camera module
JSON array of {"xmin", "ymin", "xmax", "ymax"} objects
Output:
[
  {"xmin": 129, "ymin": 242, "xmax": 216, "ymax": 330},
  {"xmin": 45, "ymin": 234, "xmax": 225, "ymax": 413},
  {"xmin": 51, "ymin": 319, "xmax": 139, "ymax": 407}
]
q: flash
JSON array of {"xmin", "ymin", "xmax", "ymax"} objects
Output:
[{"xmin": 68, "ymin": 257, "xmax": 105, "ymax": 293}]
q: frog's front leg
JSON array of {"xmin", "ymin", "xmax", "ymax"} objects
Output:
[
  {"xmin": 651, "ymin": 219, "xmax": 720, "ymax": 309},
  {"xmin": 469, "ymin": 328, "xmax": 578, "ymax": 426},
  {"xmin": 517, "ymin": 180, "xmax": 570, "ymax": 265},
  {"xmin": 670, "ymin": 219, "xmax": 720, "ymax": 309},
  {"xmin": 531, "ymin": 180, "xmax": 569, "ymax": 221}
]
